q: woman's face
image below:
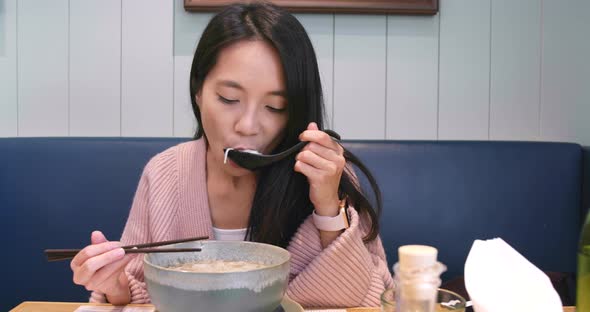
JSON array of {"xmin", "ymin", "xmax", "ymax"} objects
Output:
[{"xmin": 198, "ymin": 40, "xmax": 289, "ymax": 176}]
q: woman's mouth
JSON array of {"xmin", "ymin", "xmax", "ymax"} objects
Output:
[{"xmin": 223, "ymin": 146, "xmax": 262, "ymax": 165}]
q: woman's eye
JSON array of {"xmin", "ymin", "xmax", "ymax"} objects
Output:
[
  {"xmin": 217, "ymin": 94, "xmax": 239, "ymax": 104},
  {"xmin": 266, "ymin": 105, "xmax": 286, "ymax": 113}
]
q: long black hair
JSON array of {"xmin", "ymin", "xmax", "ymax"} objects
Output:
[{"xmin": 189, "ymin": 2, "xmax": 382, "ymax": 247}]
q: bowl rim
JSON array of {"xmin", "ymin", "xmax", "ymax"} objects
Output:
[{"xmin": 143, "ymin": 240, "xmax": 291, "ymax": 275}]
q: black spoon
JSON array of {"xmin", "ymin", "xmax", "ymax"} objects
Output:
[{"xmin": 224, "ymin": 129, "xmax": 341, "ymax": 170}]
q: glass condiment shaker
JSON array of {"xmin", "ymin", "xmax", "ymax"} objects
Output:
[{"xmin": 393, "ymin": 245, "xmax": 447, "ymax": 312}]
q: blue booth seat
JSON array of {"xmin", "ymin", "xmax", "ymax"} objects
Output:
[{"xmin": 0, "ymin": 138, "xmax": 586, "ymax": 311}]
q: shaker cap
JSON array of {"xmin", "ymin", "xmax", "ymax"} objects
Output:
[{"xmin": 398, "ymin": 245, "xmax": 438, "ymax": 271}]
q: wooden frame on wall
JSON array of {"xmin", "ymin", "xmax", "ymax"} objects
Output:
[{"xmin": 184, "ymin": 0, "xmax": 439, "ymax": 15}]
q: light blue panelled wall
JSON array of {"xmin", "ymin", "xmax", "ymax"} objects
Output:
[{"xmin": 0, "ymin": 0, "xmax": 589, "ymax": 144}]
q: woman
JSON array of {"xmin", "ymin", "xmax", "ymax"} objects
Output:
[{"xmin": 70, "ymin": 2, "xmax": 393, "ymax": 307}]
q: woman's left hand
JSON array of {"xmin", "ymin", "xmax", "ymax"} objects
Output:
[{"xmin": 294, "ymin": 122, "xmax": 345, "ymax": 216}]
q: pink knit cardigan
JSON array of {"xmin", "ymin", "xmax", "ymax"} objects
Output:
[{"xmin": 90, "ymin": 139, "xmax": 393, "ymax": 307}]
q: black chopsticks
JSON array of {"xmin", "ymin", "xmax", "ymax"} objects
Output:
[{"xmin": 45, "ymin": 235, "xmax": 209, "ymax": 262}]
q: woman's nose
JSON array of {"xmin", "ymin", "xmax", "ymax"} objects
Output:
[{"xmin": 234, "ymin": 108, "xmax": 260, "ymax": 136}]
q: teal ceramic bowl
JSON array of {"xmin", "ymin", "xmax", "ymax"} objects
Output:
[{"xmin": 144, "ymin": 241, "xmax": 291, "ymax": 312}]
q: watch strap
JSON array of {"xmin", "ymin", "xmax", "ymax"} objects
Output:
[{"xmin": 312, "ymin": 199, "xmax": 350, "ymax": 231}]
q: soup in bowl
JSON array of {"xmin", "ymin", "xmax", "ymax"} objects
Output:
[{"xmin": 144, "ymin": 240, "xmax": 291, "ymax": 312}]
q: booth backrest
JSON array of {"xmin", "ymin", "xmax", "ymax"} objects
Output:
[{"xmin": 0, "ymin": 138, "xmax": 585, "ymax": 311}]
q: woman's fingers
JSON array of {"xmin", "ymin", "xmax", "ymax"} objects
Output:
[
  {"xmin": 294, "ymin": 158, "xmax": 323, "ymax": 178},
  {"xmin": 84, "ymin": 255, "xmax": 134, "ymax": 291},
  {"xmin": 296, "ymin": 122, "xmax": 346, "ymax": 215},
  {"xmin": 305, "ymin": 142, "xmax": 344, "ymax": 163},
  {"xmin": 297, "ymin": 148, "xmax": 338, "ymax": 174},
  {"xmin": 72, "ymin": 247, "xmax": 125, "ymax": 286},
  {"xmin": 71, "ymin": 241, "xmax": 122, "ymax": 269},
  {"xmin": 91, "ymin": 230, "xmax": 108, "ymax": 245},
  {"xmin": 299, "ymin": 130, "xmax": 341, "ymax": 153}
]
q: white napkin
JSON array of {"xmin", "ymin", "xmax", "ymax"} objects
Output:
[{"xmin": 464, "ymin": 238, "xmax": 562, "ymax": 312}]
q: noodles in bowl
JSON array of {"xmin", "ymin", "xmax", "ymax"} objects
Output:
[{"xmin": 168, "ymin": 259, "xmax": 268, "ymax": 273}]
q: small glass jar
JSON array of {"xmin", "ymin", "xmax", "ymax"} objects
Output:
[
  {"xmin": 392, "ymin": 260, "xmax": 447, "ymax": 312},
  {"xmin": 381, "ymin": 288, "xmax": 467, "ymax": 312}
]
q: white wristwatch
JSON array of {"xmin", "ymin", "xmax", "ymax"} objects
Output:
[{"xmin": 312, "ymin": 199, "xmax": 350, "ymax": 231}]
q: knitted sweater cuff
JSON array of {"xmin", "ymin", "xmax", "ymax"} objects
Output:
[
  {"xmin": 127, "ymin": 270, "xmax": 151, "ymax": 304},
  {"xmin": 287, "ymin": 208, "xmax": 375, "ymax": 307},
  {"xmin": 88, "ymin": 271, "xmax": 150, "ymax": 304}
]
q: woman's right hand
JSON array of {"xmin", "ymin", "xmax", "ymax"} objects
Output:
[{"xmin": 71, "ymin": 231, "xmax": 133, "ymax": 304}]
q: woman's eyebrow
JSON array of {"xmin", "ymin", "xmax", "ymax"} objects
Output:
[
  {"xmin": 217, "ymin": 80, "xmax": 286, "ymax": 98},
  {"xmin": 217, "ymin": 80, "xmax": 244, "ymax": 90},
  {"xmin": 268, "ymin": 90, "xmax": 287, "ymax": 98}
]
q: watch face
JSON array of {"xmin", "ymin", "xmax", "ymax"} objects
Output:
[{"xmin": 340, "ymin": 208, "xmax": 349, "ymax": 229}]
